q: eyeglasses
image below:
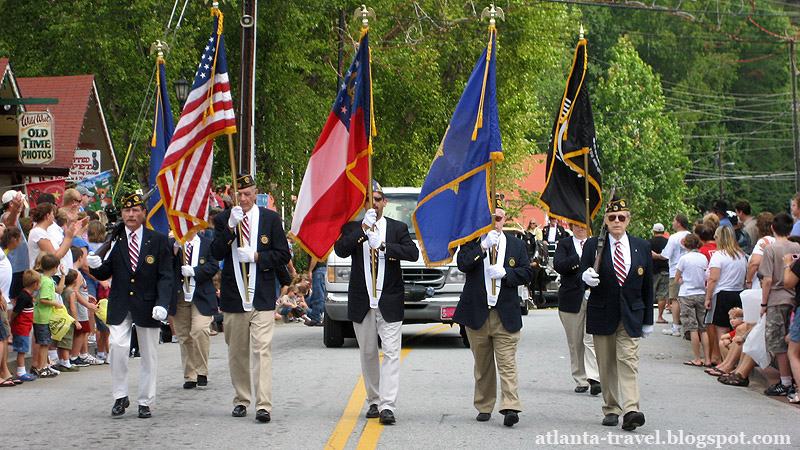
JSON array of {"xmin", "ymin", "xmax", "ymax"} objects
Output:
[
  {"xmin": 607, "ymin": 214, "xmax": 627, "ymax": 222},
  {"xmin": 495, "ymin": 216, "xmax": 505, "ymax": 222},
  {"xmin": 373, "ymin": 196, "xmax": 384, "ymax": 202}
]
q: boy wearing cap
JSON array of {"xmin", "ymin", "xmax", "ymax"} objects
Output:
[
  {"xmin": 580, "ymin": 197, "xmax": 654, "ymax": 431},
  {"xmin": 87, "ymin": 192, "xmax": 174, "ymax": 418},
  {"xmin": 211, "ymin": 173, "xmax": 291, "ymax": 423},
  {"xmin": 334, "ymin": 180, "xmax": 418, "ymax": 425}
]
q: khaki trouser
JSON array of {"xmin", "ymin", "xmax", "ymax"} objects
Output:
[
  {"xmin": 173, "ymin": 301, "xmax": 213, "ymax": 382},
  {"xmin": 223, "ymin": 310, "xmax": 274, "ymax": 411},
  {"xmin": 593, "ymin": 321, "xmax": 641, "ymax": 416},
  {"xmin": 558, "ymin": 297, "xmax": 599, "ymax": 387},
  {"xmin": 464, "ymin": 309, "xmax": 522, "ymax": 413}
]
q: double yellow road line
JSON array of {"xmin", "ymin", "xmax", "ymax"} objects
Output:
[{"xmin": 324, "ymin": 323, "xmax": 453, "ymax": 450}]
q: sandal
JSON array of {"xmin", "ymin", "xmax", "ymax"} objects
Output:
[
  {"xmin": 683, "ymin": 360, "xmax": 704, "ymax": 367},
  {"xmin": 705, "ymin": 368, "xmax": 728, "ymax": 376},
  {"xmin": 0, "ymin": 378, "xmax": 16, "ymax": 387},
  {"xmin": 788, "ymin": 391, "xmax": 800, "ymax": 403},
  {"xmin": 718, "ymin": 373, "xmax": 749, "ymax": 387}
]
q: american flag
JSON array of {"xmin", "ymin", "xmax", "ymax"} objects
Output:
[{"xmin": 156, "ymin": 8, "xmax": 236, "ymax": 245}]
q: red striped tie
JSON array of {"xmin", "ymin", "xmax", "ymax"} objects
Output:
[
  {"xmin": 129, "ymin": 232, "xmax": 139, "ymax": 271},
  {"xmin": 613, "ymin": 241, "xmax": 626, "ymax": 286},
  {"xmin": 241, "ymin": 215, "xmax": 250, "ymax": 245},
  {"xmin": 185, "ymin": 242, "xmax": 193, "ymax": 265}
]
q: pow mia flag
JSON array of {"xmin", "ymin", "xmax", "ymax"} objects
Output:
[{"xmin": 538, "ymin": 38, "xmax": 602, "ymax": 228}]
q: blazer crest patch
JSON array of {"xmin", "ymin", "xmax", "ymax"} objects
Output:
[
  {"xmin": 637, "ymin": 266, "xmax": 644, "ymax": 276},
  {"xmin": 146, "ymin": 255, "xmax": 155, "ymax": 265},
  {"xmin": 260, "ymin": 235, "xmax": 269, "ymax": 245},
  {"xmin": 199, "ymin": 258, "xmax": 206, "ymax": 265},
  {"xmin": 509, "ymin": 258, "xmax": 516, "ymax": 267}
]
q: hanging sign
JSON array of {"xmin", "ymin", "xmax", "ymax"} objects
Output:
[{"xmin": 19, "ymin": 111, "xmax": 55, "ymax": 165}]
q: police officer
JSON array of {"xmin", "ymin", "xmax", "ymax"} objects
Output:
[
  {"xmin": 87, "ymin": 192, "xmax": 174, "ymax": 419},
  {"xmin": 453, "ymin": 198, "xmax": 533, "ymax": 427},
  {"xmin": 210, "ymin": 173, "xmax": 291, "ymax": 423}
]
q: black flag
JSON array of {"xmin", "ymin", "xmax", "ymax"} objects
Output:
[{"xmin": 538, "ymin": 38, "xmax": 602, "ymax": 228}]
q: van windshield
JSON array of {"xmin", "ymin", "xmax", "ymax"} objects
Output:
[{"xmin": 355, "ymin": 193, "xmax": 418, "ymax": 240}]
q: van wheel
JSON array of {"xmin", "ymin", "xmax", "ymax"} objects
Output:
[{"xmin": 323, "ymin": 314, "xmax": 345, "ymax": 348}]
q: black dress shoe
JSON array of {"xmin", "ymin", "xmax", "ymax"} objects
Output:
[
  {"xmin": 183, "ymin": 381, "xmax": 197, "ymax": 389},
  {"xmin": 365, "ymin": 404, "xmax": 379, "ymax": 418},
  {"xmin": 232, "ymin": 405, "xmax": 247, "ymax": 417},
  {"xmin": 589, "ymin": 379, "xmax": 602, "ymax": 396},
  {"xmin": 476, "ymin": 412, "xmax": 491, "ymax": 422},
  {"xmin": 255, "ymin": 409, "xmax": 271, "ymax": 423},
  {"xmin": 574, "ymin": 385, "xmax": 589, "ymax": 393},
  {"xmin": 138, "ymin": 405, "xmax": 152, "ymax": 418},
  {"xmin": 602, "ymin": 413, "xmax": 619, "ymax": 426},
  {"xmin": 622, "ymin": 411, "xmax": 645, "ymax": 431},
  {"xmin": 501, "ymin": 410, "xmax": 519, "ymax": 427},
  {"xmin": 379, "ymin": 409, "xmax": 396, "ymax": 425},
  {"xmin": 111, "ymin": 396, "xmax": 130, "ymax": 416},
  {"xmin": 197, "ymin": 375, "xmax": 208, "ymax": 387}
]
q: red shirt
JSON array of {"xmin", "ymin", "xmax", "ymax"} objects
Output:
[
  {"xmin": 700, "ymin": 242, "xmax": 717, "ymax": 262},
  {"xmin": 11, "ymin": 289, "xmax": 34, "ymax": 336}
]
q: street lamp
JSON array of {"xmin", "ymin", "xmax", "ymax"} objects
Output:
[{"xmin": 174, "ymin": 78, "xmax": 191, "ymax": 110}]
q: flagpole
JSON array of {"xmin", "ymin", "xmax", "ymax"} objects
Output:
[
  {"xmin": 580, "ymin": 26, "xmax": 591, "ymax": 234},
  {"xmin": 227, "ymin": 133, "xmax": 249, "ymax": 304},
  {"xmin": 356, "ymin": 4, "xmax": 378, "ymax": 298}
]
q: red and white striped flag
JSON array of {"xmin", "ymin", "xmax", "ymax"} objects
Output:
[
  {"xmin": 156, "ymin": 8, "xmax": 236, "ymax": 245},
  {"xmin": 290, "ymin": 30, "xmax": 374, "ymax": 261}
]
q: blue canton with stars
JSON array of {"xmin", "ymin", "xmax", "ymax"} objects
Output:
[
  {"xmin": 330, "ymin": 32, "xmax": 371, "ymax": 132},
  {"xmin": 192, "ymin": 14, "xmax": 229, "ymax": 90}
]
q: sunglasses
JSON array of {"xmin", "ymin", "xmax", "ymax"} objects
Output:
[
  {"xmin": 607, "ymin": 214, "xmax": 627, "ymax": 222},
  {"xmin": 373, "ymin": 196, "xmax": 384, "ymax": 202},
  {"xmin": 495, "ymin": 216, "xmax": 505, "ymax": 222}
]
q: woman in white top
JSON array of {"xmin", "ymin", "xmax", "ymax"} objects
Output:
[
  {"xmin": 745, "ymin": 211, "xmax": 776, "ymax": 289},
  {"xmin": 27, "ymin": 203, "xmax": 77, "ymax": 270},
  {"xmin": 705, "ymin": 226, "xmax": 747, "ymax": 364}
]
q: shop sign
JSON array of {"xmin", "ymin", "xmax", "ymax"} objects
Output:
[{"xmin": 19, "ymin": 111, "xmax": 55, "ymax": 165}]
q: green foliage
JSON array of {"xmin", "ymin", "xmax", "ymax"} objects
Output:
[{"xmin": 593, "ymin": 36, "xmax": 692, "ymax": 238}]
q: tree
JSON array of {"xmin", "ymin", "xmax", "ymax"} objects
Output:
[{"xmin": 593, "ymin": 36, "xmax": 692, "ymax": 237}]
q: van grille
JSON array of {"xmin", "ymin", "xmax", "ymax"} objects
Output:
[{"xmin": 402, "ymin": 268, "xmax": 446, "ymax": 289}]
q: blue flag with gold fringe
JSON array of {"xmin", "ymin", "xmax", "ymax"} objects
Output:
[
  {"xmin": 413, "ymin": 27, "xmax": 502, "ymax": 266},
  {"xmin": 146, "ymin": 57, "xmax": 175, "ymax": 235}
]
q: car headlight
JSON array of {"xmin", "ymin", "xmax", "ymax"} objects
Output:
[
  {"xmin": 328, "ymin": 266, "xmax": 351, "ymax": 283},
  {"xmin": 445, "ymin": 267, "xmax": 466, "ymax": 283}
]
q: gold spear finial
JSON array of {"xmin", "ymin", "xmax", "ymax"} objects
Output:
[
  {"xmin": 203, "ymin": 0, "xmax": 221, "ymax": 10},
  {"xmin": 580, "ymin": 24, "xmax": 585, "ymax": 40},
  {"xmin": 480, "ymin": 4, "xmax": 505, "ymax": 26},
  {"xmin": 149, "ymin": 40, "xmax": 170, "ymax": 58},
  {"xmin": 353, "ymin": 4, "xmax": 376, "ymax": 30}
]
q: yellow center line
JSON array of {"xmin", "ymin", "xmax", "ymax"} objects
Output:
[{"xmin": 324, "ymin": 323, "xmax": 453, "ymax": 450}]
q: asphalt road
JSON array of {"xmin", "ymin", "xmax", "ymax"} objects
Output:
[{"xmin": 3, "ymin": 309, "xmax": 799, "ymax": 449}]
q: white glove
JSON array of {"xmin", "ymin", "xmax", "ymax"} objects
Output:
[
  {"xmin": 362, "ymin": 209, "xmax": 378, "ymax": 228},
  {"xmin": 152, "ymin": 306, "xmax": 168, "ymax": 321},
  {"xmin": 228, "ymin": 206, "xmax": 244, "ymax": 228},
  {"xmin": 87, "ymin": 253, "xmax": 102, "ymax": 269},
  {"xmin": 480, "ymin": 230, "xmax": 501, "ymax": 250},
  {"xmin": 641, "ymin": 324, "xmax": 654, "ymax": 338},
  {"xmin": 366, "ymin": 230, "xmax": 382, "ymax": 250},
  {"xmin": 236, "ymin": 247, "xmax": 255, "ymax": 263},
  {"xmin": 581, "ymin": 268, "xmax": 600, "ymax": 287},
  {"xmin": 181, "ymin": 265, "xmax": 195, "ymax": 277},
  {"xmin": 487, "ymin": 264, "xmax": 506, "ymax": 280}
]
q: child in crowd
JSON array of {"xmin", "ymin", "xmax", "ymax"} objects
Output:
[
  {"xmin": 52, "ymin": 269, "xmax": 78, "ymax": 373},
  {"xmin": 31, "ymin": 253, "xmax": 63, "ymax": 378},
  {"xmin": 707, "ymin": 307, "xmax": 756, "ymax": 377},
  {"xmin": 68, "ymin": 247, "xmax": 100, "ymax": 366},
  {"xmin": 719, "ymin": 307, "xmax": 747, "ymax": 360},
  {"xmin": 10, "ymin": 270, "xmax": 41, "ymax": 381},
  {"xmin": 275, "ymin": 285, "xmax": 310, "ymax": 323},
  {"xmin": 675, "ymin": 234, "xmax": 712, "ymax": 367}
]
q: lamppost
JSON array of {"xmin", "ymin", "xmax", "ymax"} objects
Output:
[{"xmin": 174, "ymin": 78, "xmax": 191, "ymax": 110}]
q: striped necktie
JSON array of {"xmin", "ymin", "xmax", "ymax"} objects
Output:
[
  {"xmin": 241, "ymin": 215, "xmax": 250, "ymax": 245},
  {"xmin": 185, "ymin": 242, "xmax": 193, "ymax": 265},
  {"xmin": 613, "ymin": 241, "xmax": 626, "ymax": 286},
  {"xmin": 129, "ymin": 232, "xmax": 139, "ymax": 271}
]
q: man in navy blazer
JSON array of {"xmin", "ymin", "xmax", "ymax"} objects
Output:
[
  {"xmin": 88, "ymin": 192, "xmax": 174, "ymax": 419},
  {"xmin": 453, "ymin": 198, "xmax": 533, "ymax": 427},
  {"xmin": 553, "ymin": 223, "xmax": 600, "ymax": 395},
  {"xmin": 580, "ymin": 197, "xmax": 654, "ymax": 431},
  {"xmin": 171, "ymin": 230, "xmax": 219, "ymax": 390},
  {"xmin": 334, "ymin": 181, "xmax": 418, "ymax": 425},
  {"xmin": 211, "ymin": 173, "xmax": 291, "ymax": 423}
]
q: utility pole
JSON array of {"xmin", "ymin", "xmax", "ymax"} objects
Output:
[
  {"xmin": 718, "ymin": 140, "xmax": 723, "ymax": 200},
  {"xmin": 791, "ymin": 41, "xmax": 800, "ymax": 192},
  {"xmin": 238, "ymin": 0, "xmax": 257, "ymax": 175}
]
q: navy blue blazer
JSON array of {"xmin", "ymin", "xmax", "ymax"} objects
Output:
[
  {"xmin": 553, "ymin": 236, "xmax": 585, "ymax": 314},
  {"xmin": 579, "ymin": 233, "xmax": 654, "ymax": 337},
  {"xmin": 452, "ymin": 233, "xmax": 533, "ymax": 333},
  {"xmin": 333, "ymin": 217, "xmax": 418, "ymax": 323},
  {"xmin": 211, "ymin": 207, "xmax": 291, "ymax": 313},
  {"xmin": 91, "ymin": 227, "xmax": 174, "ymax": 328},
  {"xmin": 170, "ymin": 234, "xmax": 220, "ymax": 317}
]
